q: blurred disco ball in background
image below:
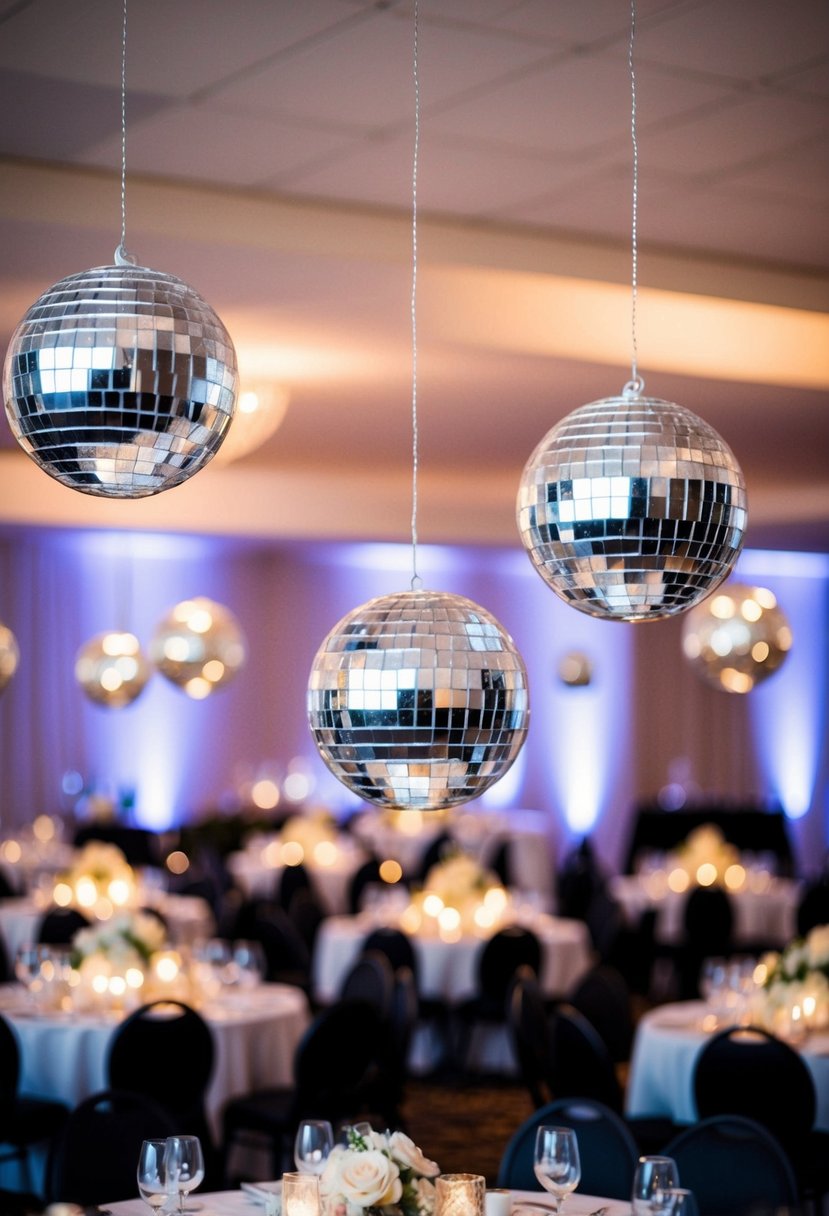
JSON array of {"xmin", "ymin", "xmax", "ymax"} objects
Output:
[
  {"xmin": 75, "ymin": 632, "xmax": 151, "ymax": 708},
  {"xmin": 0, "ymin": 621, "xmax": 19, "ymax": 694},
  {"xmin": 681, "ymin": 583, "xmax": 792, "ymax": 693},
  {"xmin": 151, "ymin": 597, "xmax": 247, "ymax": 699}
]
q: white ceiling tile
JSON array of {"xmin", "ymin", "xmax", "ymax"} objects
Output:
[
  {"xmin": 636, "ymin": 0, "xmax": 829, "ymax": 81},
  {"xmin": 208, "ymin": 13, "xmax": 553, "ymax": 129},
  {"xmin": 642, "ymin": 93, "xmax": 829, "ymax": 177}
]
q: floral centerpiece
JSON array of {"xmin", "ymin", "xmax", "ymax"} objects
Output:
[
  {"xmin": 754, "ymin": 923, "xmax": 829, "ymax": 1034},
  {"xmin": 401, "ymin": 850, "xmax": 508, "ymax": 939},
  {"xmin": 320, "ymin": 1127, "xmax": 439, "ymax": 1216},
  {"xmin": 53, "ymin": 840, "xmax": 137, "ymax": 919},
  {"xmin": 672, "ymin": 824, "xmax": 741, "ymax": 888},
  {"xmin": 70, "ymin": 909, "xmax": 170, "ymax": 1011}
]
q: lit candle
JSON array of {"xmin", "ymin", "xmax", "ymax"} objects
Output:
[
  {"xmin": 282, "ymin": 1171, "xmax": 321, "ymax": 1216},
  {"xmin": 436, "ymin": 1174, "xmax": 485, "ymax": 1216}
]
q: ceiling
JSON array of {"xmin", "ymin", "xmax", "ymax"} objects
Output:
[{"xmin": 0, "ymin": 0, "xmax": 827, "ymax": 551}]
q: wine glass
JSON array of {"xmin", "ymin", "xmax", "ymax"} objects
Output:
[
  {"xmin": 533, "ymin": 1125, "xmax": 581, "ymax": 1214},
  {"xmin": 137, "ymin": 1138, "xmax": 173, "ymax": 1213},
  {"xmin": 632, "ymin": 1155, "xmax": 680, "ymax": 1215},
  {"xmin": 662, "ymin": 1189, "xmax": 699, "ymax": 1216},
  {"xmin": 233, "ymin": 939, "xmax": 266, "ymax": 988},
  {"xmin": 14, "ymin": 944, "xmax": 46, "ymax": 1008},
  {"xmin": 164, "ymin": 1135, "xmax": 205, "ymax": 1214},
  {"xmin": 294, "ymin": 1118, "xmax": 334, "ymax": 1174}
]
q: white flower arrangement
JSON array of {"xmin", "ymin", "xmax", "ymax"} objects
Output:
[
  {"xmin": 55, "ymin": 840, "xmax": 138, "ymax": 916},
  {"xmin": 756, "ymin": 923, "xmax": 829, "ymax": 1032},
  {"xmin": 672, "ymin": 824, "xmax": 740, "ymax": 885},
  {"xmin": 71, "ymin": 909, "xmax": 167, "ymax": 972},
  {"xmin": 320, "ymin": 1128, "xmax": 439, "ymax": 1216}
]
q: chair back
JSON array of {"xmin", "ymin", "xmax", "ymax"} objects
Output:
[
  {"xmin": 478, "ymin": 926, "xmax": 541, "ymax": 1001},
  {"xmin": 45, "ymin": 1088, "xmax": 176, "ymax": 1206},
  {"xmin": 693, "ymin": 1025, "xmax": 817, "ymax": 1148},
  {"xmin": 107, "ymin": 999, "xmax": 215, "ymax": 1139},
  {"xmin": 567, "ymin": 964, "xmax": 634, "ymax": 1064},
  {"xmin": 665, "ymin": 1114, "xmax": 799, "ymax": 1216},
  {"xmin": 414, "ymin": 834, "xmax": 454, "ymax": 882},
  {"xmin": 37, "ymin": 907, "xmax": 90, "ymax": 944},
  {"xmin": 237, "ymin": 902, "xmax": 311, "ymax": 984},
  {"xmin": 0, "ymin": 1014, "xmax": 21, "ymax": 1123},
  {"xmin": 796, "ymin": 878, "xmax": 829, "ymax": 936},
  {"xmin": 339, "ymin": 952, "xmax": 395, "ymax": 1020},
  {"xmin": 290, "ymin": 887, "xmax": 327, "ymax": 952},
  {"xmin": 276, "ymin": 862, "xmax": 312, "ymax": 912},
  {"xmin": 361, "ymin": 926, "xmax": 418, "ymax": 977},
  {"xmin": 292, "ymin": 1001, "xmax": 387, "ymax": 1124},
  {"xmin": 548, "ymin": 1002, "xmax": 622, "ymax": 1112},
  {"xmin": 684, "ymin": 885, "xmax": 734, "ymax": 947},
  {"xmin": 347, "ymin": 859, "xmax": 383, "ymax": 915},
  {"xmin": 497, "ymin": 1096, "xmax": 638, "ymax": 1199},
  {"xmin": 507, "ymin": 966, "xmax": 552, "ymax": 1109}
]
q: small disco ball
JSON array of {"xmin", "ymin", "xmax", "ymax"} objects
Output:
[
  {"xmin": 75, "ymin": 631, "xmax": 151, "ymax": 708},
  {"xmin": 517, "ymin": 390, "xmax": 748, "ymax": 621},
  {"xmin": 0, "ymin": 621, "xmax": 19, "ymax": 694},
  {"xmin": 557, "ymin": 651, "xmax": 593, "ymax": 687},
  {"xmin": 150, "ymin": 597, "xmax": 247, "ymax": 699},
  {"xmin": 307, "ymin": 589, "xmax": 530, "ymax": 811},
  {"xmin": 682, "ymin": 583, "xmax": 793, "ymax": 694},
  {"xmin": 2, "ymin": 260, "xmax": 237, "ymax": 498}
]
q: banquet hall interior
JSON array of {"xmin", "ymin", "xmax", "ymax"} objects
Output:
[{"xmin": 0, "ymin": 0, "xmax": 827, "ymax": 1213}]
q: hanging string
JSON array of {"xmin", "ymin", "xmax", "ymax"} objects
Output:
[
  {"xmin": 115, "ymin": 0, "xmax": 134, "ymax": 267},
  {"xmin": 409, "ymin": 0, "xmax": 422, "ymax": 591},
  {"xmin": 624, "ymin": 0, "xmax": 644, "ymax": 399}
]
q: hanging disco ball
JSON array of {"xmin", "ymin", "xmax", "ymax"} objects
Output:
[
  {"xmin": 307, "ymin": 589, "xmax": 530, "ymax": 811},
  {"xmin": 75, "ymin": 631, "xmax": 151, "ymax": 708},
  {"xmin": 517, "ymin": 389, "xmax": 748, "ymax": 621},
  {"xmin": 681, "ymin": 583, "xmax": 792, "ymax": 694},
  {"xmin": 0, "ymin": 621, "xmax": 19, "ymax": 694},
  {"xmin": 150, "ymin": 597, "xmax": 247, "ymax": 699},
  {"xmin": 2, "ymin": 259, "xmax": 237, "ymax": 498}
]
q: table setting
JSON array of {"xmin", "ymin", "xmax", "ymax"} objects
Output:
[{"xmin": 609, "ymin": 824, "xmax": 799, "ymax": 948}]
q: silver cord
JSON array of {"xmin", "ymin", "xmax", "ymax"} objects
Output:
[
  {"xmin": 409, "ymin": 0, "xmax": 422, "ymax": 591},
  {"xmin": 115, "ymin": 0, "xmax": 132, "ymax": 266},
  {"xmin": 627, "ymin": 0, "xmax": 643, "ymax": 397}
]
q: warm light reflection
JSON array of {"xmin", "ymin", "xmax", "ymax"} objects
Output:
[
  {"xmin": 313, "ymin": 840, "xmax": 337, "ymax": 866},
  {"xmin": 281, "ymin": 841, "xmax": 305, "ymax": 867},
  {"xmin": 379, "ymin": 859, "xmax": 403, "ymax": 884}
]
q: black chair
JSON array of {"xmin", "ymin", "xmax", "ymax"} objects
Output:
[
  {"xmin": 222, "ymin": 1000, "xmax": 389, "ymax": 1180},
  {"xmin": 497, "ymin": 1097, "xmax": 639, "ymax": 1200},
  {"xmin": 675, "ymin": 885, "xmax": 734, "ymax": 999},
  {"xmin": 289, "ymin": 886, "xmax": 328, "ymax": 953},
  {"xmin": 0, "ymin": 1014, "xmax": 69, "ymax": 1175},
  {"xmin": 36, "ymin": 907, "xmax": 90, "ymax": 945},
  {"xmin": 347, "ymin": 858, "xmax": 384, "ymax": 915},
  {"xmin": 106, "ymin": 999, "xmax": 218, "ymax": 1185},
  {"xmin": 557, "ymin": 838, "xmax": 604, "ymax": 921},
  {"xmin": 567, "ymin": 964, "xmax": 634, "ymax": 1065},
  {"xmin": 45, "ymin": 1088, "xmax": 176, "ymax": 1206},
  {"xmin": 693, "ymin": 1025, "xmax": 829, "ymax": 1207},
  {"xmin": 483, "ymin": 838, "xmax": 512, "ymax": 888},
  {"xmin": 276, "ymin": 862, "xmax": 312, "ymax": 913},
  {"xmin": 665, "ymin": 1114, "xmax": 799, "ymax": 1216},
  {"xmin": 454, "ymin": 925, "xmax": 541, "ymax": 1072},
  {"xmin": 361, "ymin": 926, "xmax": 451, "ymax": 1069},
  {"xmin": 413, "ymin": 834, "xmax": 454, "ymax": 883},
  {"xmin": 231, "ymin": 901, "xmax": 312, "ymax": 991},
  {"xmin": 507, "ymin": 965, "xmax": 554, "ymax": 1108},
  {"xmin": 796, "ymin": 877, "xmax": 829, "ymax": 936},
  {"xmin": 362, "ymin": 926, "xmax": 418, "ymax": 975},
  {"xmin": 339, "ymin": 951, "xmax": 396, "ymax": 1021},
  {"xmin": 547, "ymin": 1003, "xmax": 679, "ymax": 1156}
]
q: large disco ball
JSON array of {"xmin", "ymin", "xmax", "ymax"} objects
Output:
[
  {"xmin": 682, "ymin": 583, "xmax": 792, "ymax": 694},
  {"xmin": 150, "ymin": 597, "xmax": 247, "ymax": 699},
  {"xmin": 517, "ymin": 391, "xmax": 748, "ymax": 621},
  {"xmin": 307, "ymin": 589, "xmax": 530, "ymax": 811},
  {"xmin": 2, "ymin": 261, "xmax": 237, "ymax": 498},
  {"xmin": 0, "ymin": 621, "xmax": 19, "ymax": 694},
  {"xmin": 75, "ymin": 631, "xmax": 151, "ymax": 708}
]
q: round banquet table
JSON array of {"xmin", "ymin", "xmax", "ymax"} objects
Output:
[
  {"xmin": 105, "ymin": 1188, "xmax": 628, "ymax": 1216},
  {"xmin": 626, "ymin": 999, "xmax": 829, "ymax": 1130},
  {"xmin": 610, "ymin": 874, "xmax": 799, "ymax": 947},
  {"xmin": 0, "ymin": 891, "xmax": 215, "ymax": 959},
  {"xmin": 0, "ymin": 980, "xmax": 310, "ymax": 1194},
  {"xmin": 312, "ymin": 910, "xmax": 593, "ymax": 1006},
  {"xmin": 226, "ymin": 836, "xmax": 367, "ymax": 913}
]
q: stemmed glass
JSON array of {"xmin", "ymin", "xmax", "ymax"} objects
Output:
[
  {"xmin": 632, "ymin": 1155, "xmax": 680, "ymax": 1215},
  {"xmin": 14, "ymin": 943, "xmax": 46, "ymax": 1007},
  {"xmin": 164, "ymin": 1135, "xmax": 205, "ymax": 1214},
  {"xmin": 137, "ymin": 1139, "xmax": 173, "ymax": 1213},
  {"xmin": 294, "ymin": 1119, "xmax": 334, "ymax": 1174},
  {"xmin": 533, "ymin": 1126, "xmax": 581, "ymax": 1215},
  {"xmin": 662, "ymin": 1189, "xmax": 699, "ymax": 1216}
]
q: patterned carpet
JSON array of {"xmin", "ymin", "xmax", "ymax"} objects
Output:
[{"xmin": 402, "ymin": 1076, "xmax": 536, "ymax": 1185}]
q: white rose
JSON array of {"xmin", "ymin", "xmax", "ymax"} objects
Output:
[
  {"xmin": 806, "ymin": 925, "xmax": 829, "ymax": 969},
  {"xmin": 338, "ymin": 1149, "xmax": 402, "ymax": 1209},
  {"xmin": 414, "ymin": 1178, "xmax": 437, "ymax": 1215},
  {"xmin": 388, "ymin": 1133, "xmax": 439, "ymax": 1178}
]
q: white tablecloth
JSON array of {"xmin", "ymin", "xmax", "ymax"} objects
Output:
[
  {"xmin": 226, "ymin": 838, "xmax": 367, "ymax": 913},
  {"xmin": 0, "ymin": 981, "xmax": 308, "ymax": 1138},
  {"xmin": 312, "ymin": 911, "xmax": 592, "ymax": 1006},
  {"xmin": 626, "ymin": 999, "xmax": 829, "ymax": 1130},
  {"xmin": 105, "ymin": 1187, "xmax": 627, "ymax": 1216},
  {"xmin": 610, "ymin": 875, "xmax": 799, "ymax": 947},
  {"xmin": 0, "ymin": 891, "xmax": 215, "ymax": 959}
]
